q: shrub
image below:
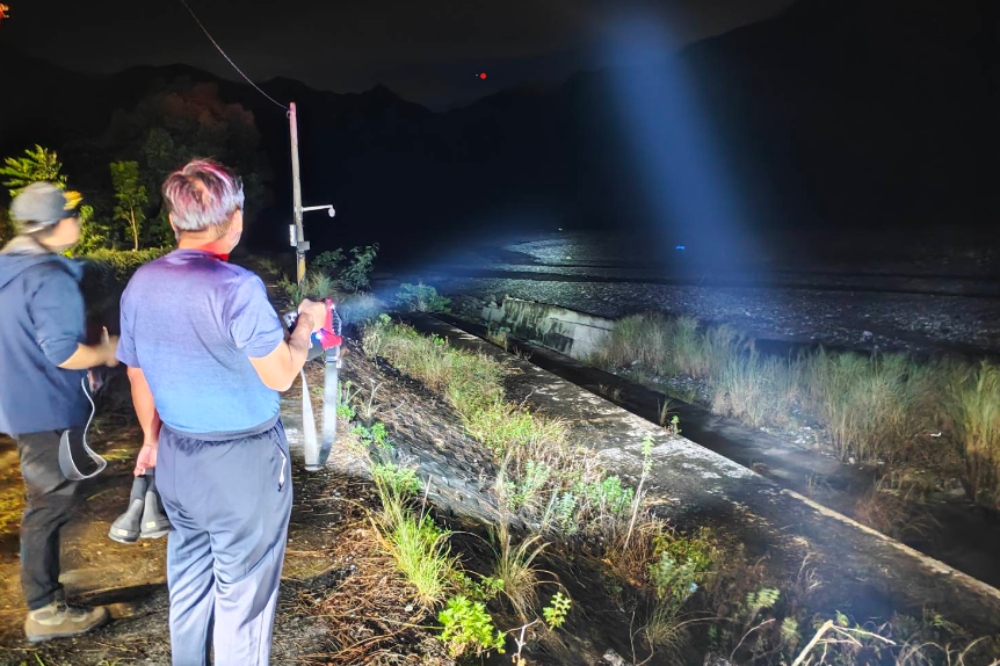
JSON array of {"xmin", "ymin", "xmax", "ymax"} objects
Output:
[
  {"xmin": 340, "ymin": 244, "xmax": 379, "ymax": 292},
  {"xmin": 396, "ymin": 282, "xmax": 451, "ymax": 313},
  {"xmin": 312, "ymin": 249, "xmax": 345, "ymax": 276},
  {"xmin": 337, "ymin": 292, "xmax": 385, "ymax": 325},
  {"xmin": 649, "ymin": 529, "xmax": 716, "ymax": 614},
  {"xmin": 492, "ymin": 523, "xmax": 545, "ymax": 620}
]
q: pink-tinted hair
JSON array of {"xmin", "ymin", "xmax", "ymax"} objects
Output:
[{"xmin": 161, "ymin": 159, "xmax": 245, "ymax": 232}]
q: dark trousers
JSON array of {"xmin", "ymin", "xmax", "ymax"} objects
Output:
[
  {"xmin": 15, "ymin": 430, "xmax": 79, "ymax": 611},
  {"xmin": 157, "ymin": 419, "xmax": 292, "ymax": 666}
]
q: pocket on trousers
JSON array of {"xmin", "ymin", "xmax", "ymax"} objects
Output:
[{"xmin": 271, "ymin": 437, "xmax": 288, "ymax": 492}]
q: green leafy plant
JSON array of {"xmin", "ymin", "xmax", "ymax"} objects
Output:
[
  {"xmin": 372, "ymin": 462, "xmax": 421, "ymax": 498},
  {"xmin": 352, "ymin": 421, "xmax": 392, "ymax": 451},
  {"xmin": 542, "ymin": 591, "xmax": 571, "ymax": 629},
  {"xmin": 336, "ymin": 381, "xmax": 358, "ymax": 422},
  {"xmin": 456, "ymin": 572, "xmax": 504, "ymax": 602},
  {"xmin": 438, "ymin": 594, "xmax": 505, "ymax": 658}
]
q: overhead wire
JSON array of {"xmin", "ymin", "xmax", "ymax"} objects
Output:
[{"xmin": 176, "ymin": 0, "xmax": 289, "ymax": 112}]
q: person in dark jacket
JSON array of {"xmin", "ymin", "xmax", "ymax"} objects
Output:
[{"xmin": 0, "ymin": 182, "xmax": 119, "ymax": 643}]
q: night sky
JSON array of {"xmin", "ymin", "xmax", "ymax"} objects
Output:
[{"xmin": 2, "ymin": 0, "xmax": 794, "ymax": 108}]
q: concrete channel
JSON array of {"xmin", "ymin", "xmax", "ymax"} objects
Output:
[
  {"xmin": 461, "ymin": 298, "xmax": 1000, "ymax": 589},
  {"xmin": 398, "ymin": 313, "xmax": 1000, "ymax": 638}
]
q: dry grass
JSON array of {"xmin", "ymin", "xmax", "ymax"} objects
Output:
[
  {"xmin": 594, "ymin": 313, "xmax": 1000, "ymax": 502},
  {"xmin": 805, "ymin": 351, "xmax": 934, "ymax": 465},
  {"xmin": 0, "ymin": 484, "xmax": 22, "ymax": 534},
  {"xmin": 491, "ymin": 521, "xmax": 546, "ymax": 620},
  {"xmin": 851, "ymin": 481, "xmax": 938, "ymax": 541},
  {"xmin": 316, "ymin": 518, "xmax": 455, "ymax": 666},
  {"xmin": 943, "ymin": 360, "xmax": 1000, "ymax": 508},
  {"xmin": 712, "ymin": 346, "xmax": 802, "ymax": 428}
]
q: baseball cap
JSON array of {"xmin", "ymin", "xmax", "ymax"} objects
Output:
[{"xmin": 10, "ymin": 182, "xmax": 77, "ymax": 234}]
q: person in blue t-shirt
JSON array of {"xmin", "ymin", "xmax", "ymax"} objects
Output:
[{"xmin": 117, "ymin": 159, "xmax": 326, "ymax": 666}]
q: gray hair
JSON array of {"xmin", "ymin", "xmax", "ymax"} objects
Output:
[{"xmin": 162, "ymin": 159, "xmax": 245, "ymax": 233}]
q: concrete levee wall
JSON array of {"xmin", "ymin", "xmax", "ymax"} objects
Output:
[{"xmin": 482, "ymin": 296, "xmax": 615, "ymax": 361}]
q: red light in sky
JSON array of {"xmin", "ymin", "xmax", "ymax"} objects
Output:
[{"xmin": 479, "ymin": 72, "xmax": 487, "ymax": 80}]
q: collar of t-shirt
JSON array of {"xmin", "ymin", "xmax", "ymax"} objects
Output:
[{"xmin": 177, "ymin": 246, "xmax": 229, "ymax": 262}]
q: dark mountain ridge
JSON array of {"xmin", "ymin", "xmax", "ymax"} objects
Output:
[{"xmin": 1, "ymin": 0, "xmax": 996, "ymax": 265}]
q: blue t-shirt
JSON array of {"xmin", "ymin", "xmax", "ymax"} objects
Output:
[{"xmin": 117, "ymin": 249, "xmax": 284, "ymax": 435}]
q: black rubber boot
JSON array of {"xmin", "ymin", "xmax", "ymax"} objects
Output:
[
  {"xmin": 108, "ymin": 475, "xmax": 147, "ymax": 544},
  {"xmin": 140, "ymin": 471, "xmax": 171, "ymax": 539}
]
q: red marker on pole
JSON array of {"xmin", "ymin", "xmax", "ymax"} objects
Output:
[{"xmin": 479, "ymin": 72, "xmax": 487, "ymax": 80}]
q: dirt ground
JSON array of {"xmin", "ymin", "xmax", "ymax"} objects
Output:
[{"xmin": 0, "ymin": 372, "xmax": 455, "ymax": 666}]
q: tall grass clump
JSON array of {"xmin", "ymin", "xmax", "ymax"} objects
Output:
[
  {"xmin": 596, "ymin": 314, "xmax": 745, "ymax": 381},
  {"xmin": 597, "ymin": 314, "xmax": 676, "ymax": 373},
  {"xmin": 806, "ymin": 351, "xmax": 932, "ymax": 465},
  {"xmin": 388, "ymin": 513, "xmax": 456, "ymax": 608},
  {"xmin": 712, "ymin": 347, "xmax": 802, "ymax": 428},
  {"xmin": 491, "ymin": 521, "xmax": 546, "ymax": 620},
  {"xmin": 944, "ymin": 360, "xmax": 1000, "ymax": 508},
  {"xmin": 370, "ymin": 460, "xmax": 456, "ymax": 607},
  {"xmin": 668, "ymin": 316, "xmax": 707, "ymax": 377}
]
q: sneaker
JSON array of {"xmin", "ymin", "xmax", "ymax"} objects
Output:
[{"xmin": 24, "ymin": 600, "xmax": 110, "ymax": 643}]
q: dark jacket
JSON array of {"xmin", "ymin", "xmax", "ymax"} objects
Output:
[{"xmin": 0, "ymin": 239, "xmax": 89, "ymax": 436}]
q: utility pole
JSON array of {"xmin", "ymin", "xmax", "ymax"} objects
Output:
[
  {"xmin": 288, "ymin": 102, "xmax": 308, "ymax": 288},
  {"xmin": 287, "ymin": 103, "xmax": 336, "ymax": 290}
]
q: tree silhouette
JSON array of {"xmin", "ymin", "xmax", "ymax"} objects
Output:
[
  {"xmin": 0, "ymin": 145, "xmax": 67, "ymax": 197},
  {"xmin": 110, "ymin": 161, "xmax": 148, "ymax": 251}
]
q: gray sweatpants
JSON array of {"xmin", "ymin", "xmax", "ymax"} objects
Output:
[{"xmin": 156, "ymin": 418, "xmax": 292, "ymax": 666}]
